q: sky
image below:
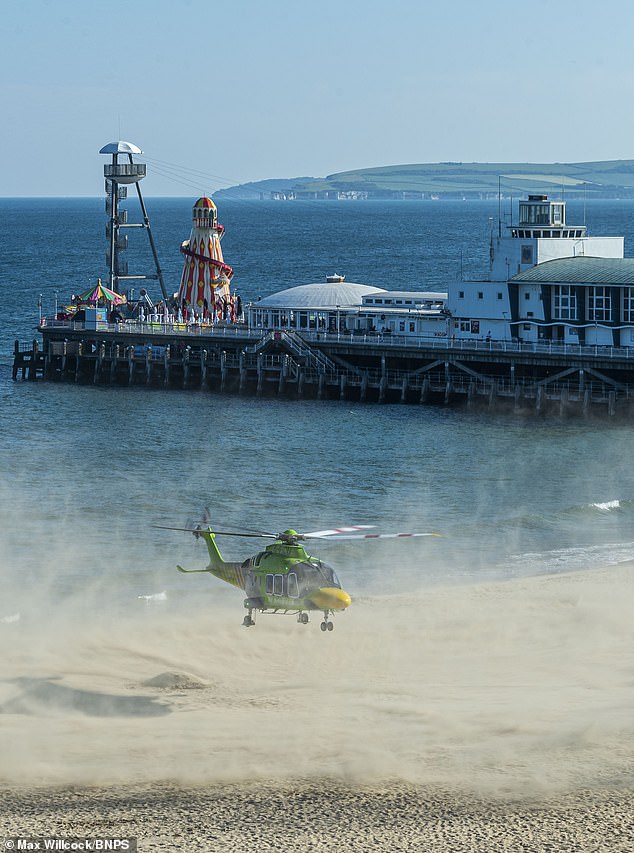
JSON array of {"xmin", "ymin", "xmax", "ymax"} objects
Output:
[{"xmin": 2, "ymin": 0, "xmax": 634, "ymax": 196}]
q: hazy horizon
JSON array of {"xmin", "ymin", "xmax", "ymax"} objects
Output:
[{"xmin": 4, "ymin": 0, "xmax": 634, "ymax": 197}]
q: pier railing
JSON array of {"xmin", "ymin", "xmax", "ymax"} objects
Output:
[{"xmin": 39, "ymin": 318, "xmax": 634, "ymax": 360}]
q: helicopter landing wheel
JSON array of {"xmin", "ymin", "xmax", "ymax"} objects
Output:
[
  {"xmin": 243, "ymin": 611, "xmax": 256, "ymax": 628},
  {"xmin": 297, "ymin": 612, "xmax": 309, "ymax": 625},
  {"xmin": 321, "ymin": 611, "xmax": 334, "ymax": 632}
]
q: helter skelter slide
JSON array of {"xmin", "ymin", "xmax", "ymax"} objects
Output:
[{"xmin": 177, "ymin": 197, "xmax": 237, "ymax": 321}]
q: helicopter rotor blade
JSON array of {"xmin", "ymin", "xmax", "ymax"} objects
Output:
[
  {"xmin": 301, "ymin": 525, "xmax": 376, "ymax": 539},
  {"xmin": 310, "ymin": 531, "xmax": 442, "ymax": 540},
  {"xmin": 153, "ymin": 524, "xmax": 277, "ymax": 539}
]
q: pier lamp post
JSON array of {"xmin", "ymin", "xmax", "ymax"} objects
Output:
[
  {"xmin": 38, "ymin": 294, "xmax": 42, "ymax": 324},
  {"xmin": 54, "ymin": 290, "xmax": 59, "ymax": 317}
]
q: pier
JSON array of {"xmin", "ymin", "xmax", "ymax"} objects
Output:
[
  {"xmin": 12, "ymin": 142, "xmax": 634, "ymax": 418},
  {"xmin": 13, "ymin": 322, "xmax": 634, "ymax": 417}
]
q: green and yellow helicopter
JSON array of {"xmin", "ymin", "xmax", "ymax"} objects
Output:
[{"xmin": 158, "ymin": 522, "xmax": 438, "ymax": 631}]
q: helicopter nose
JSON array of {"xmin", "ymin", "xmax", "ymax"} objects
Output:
[{"xmin": 309, "ymin": 587, "xmax": 352, "ymax": 611}]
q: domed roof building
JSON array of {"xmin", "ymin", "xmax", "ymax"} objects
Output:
[
  {"xmin": 256, "ymin": 278, "xmax": 385, "ymax": 309},
  {"xmin": 248, "ymin": 275, "xmax": 386, "ymax": 333}
]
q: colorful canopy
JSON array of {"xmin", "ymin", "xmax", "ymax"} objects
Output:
[{"xmin": 78, "ymin": 280, "xmax": 127, "ymax": 305}]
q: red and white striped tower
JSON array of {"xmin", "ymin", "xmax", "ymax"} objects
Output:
[{"xmin": 177, "ymin": 197, "xmax": 234, "ymax": 321}]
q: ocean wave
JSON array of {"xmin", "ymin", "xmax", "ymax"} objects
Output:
[
  {"xmin": 590, "ymin": 500, "xmax": 621, "ymax": 511},
  {"xmin": 507, "ymin": 540, "xmax": 634, "ymax": 577},
  {"xmin": 138, "ymin": 591, "xmax": 168, "ymax": 602}
]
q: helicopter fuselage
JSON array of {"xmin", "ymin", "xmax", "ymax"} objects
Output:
[{"xmin": 188, "ymin": 530, "xmax": 351, "ymax": 619}]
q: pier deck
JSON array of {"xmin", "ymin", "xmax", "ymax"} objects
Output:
[{"xmin": 13, "ymin": 322, "xmax": 634, "ymax": 417}]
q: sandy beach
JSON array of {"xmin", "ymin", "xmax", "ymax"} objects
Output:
[
  {"xmin": 1, "ymin": 562, "xmax": 633, "ymax": 850},
  {"xmin": 3, "ymin": 781, "xmax": 634, "ymax": 851}
]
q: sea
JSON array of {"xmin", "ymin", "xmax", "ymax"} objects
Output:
[{"xmin": 3, "ymin": 196, "xmax": 634, "ymax": 623}]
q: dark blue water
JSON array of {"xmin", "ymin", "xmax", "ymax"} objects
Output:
[{"xmin": 3, "ymin": 197, "xmax": 634, "ymax": 620}]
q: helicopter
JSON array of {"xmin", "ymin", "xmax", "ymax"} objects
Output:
[{"xmin": 157, "ymin": 522, "xmax": 439, "ymax": 631}]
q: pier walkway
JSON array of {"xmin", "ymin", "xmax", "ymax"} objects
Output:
[{"xmin": 13, "ymin": 321, "xmax": 634, "ymax": 417}]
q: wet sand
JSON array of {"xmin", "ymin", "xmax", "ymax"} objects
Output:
[{"xmin": 1, "ymin": 562, "xmax": 633, "ymax": 850}]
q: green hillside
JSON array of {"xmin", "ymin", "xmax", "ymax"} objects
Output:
[{"xmin": 215, "ymin": 160, "xmax": 634, "ymax": 199}]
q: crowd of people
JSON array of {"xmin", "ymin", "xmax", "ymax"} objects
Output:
[{"xmin": 132, "ymin": 294, "xmax": 243, "ymax": 326}]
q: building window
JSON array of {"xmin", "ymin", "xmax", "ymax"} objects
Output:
[
  {"xmin": 458, "ymin": 291, "xmax": 464, "ymax": 298},
  {"xmin": 477, "ymin": 292, "xmax": 483, "ymax": 299},
  {"xmin": 553, "ymin": 285, "xmax": 578, "ymax": 320},
  {"xmin": 409, "ymin": 322, "xmax": 415, "ymax": 332},
  {"xmin": 521, "ymin": 245, "xmax": 533, "ymax": 265},
  {"xmin": 525, "ymin": 292, "xmax": 530, "ymax": 300},
  {"xmin": 497, "ymin": 292, "xmax": 503, "ymax": 300},
  {"xmin": 623, "ymin": 288, "xmax": 634, "ymax": 322},
  {"xmin": 587, "ymin": 286, "xmax": 612, "ymax": 322}
]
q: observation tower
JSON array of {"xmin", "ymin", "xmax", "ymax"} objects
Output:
[
  {"xmin": 99, "ymin": 140, "xmax": 167, "ymax": 299},
  {"xmin": 177, "ymin": 197, "xmax": 234, "ymax": 320}
]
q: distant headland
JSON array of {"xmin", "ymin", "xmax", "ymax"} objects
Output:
[{"xmin": 214, "ymin": 160, "xmax": 634, "ymax": 200}]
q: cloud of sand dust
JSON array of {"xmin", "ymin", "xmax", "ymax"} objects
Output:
[{"xmin": 1, "ymin": 538, "xmax": 633, "ymax": 797}]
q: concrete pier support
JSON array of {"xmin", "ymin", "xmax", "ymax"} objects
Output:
[
  {"xmin": 360, "ymin": 372, "xmax": 368, "ymax": 402},
  {"xmin": 608, "ymin": 390, "xmax": 616, "ymax": 416},
  {"xmin": 75, "ymin": 343, "xmax": 84, "ymax": 382},
  {"xmin": 536, "ymin": 386, "xmax": 544, "ymax": 413},
  {"xmin": 164, "ymin": 346, "xmax": 171, "ymax": 387},
  {"xmin": 127, "ymin": 346, "xmax": 134, "ymax": 385},
  {"xmin": 318, "ymin": 373, "xmax": 326, "ymax": 400},
  {"xmin": 239, "ymin": 351, "xmax": 247, "ymax": 394},
  {"xmin": 96, "ymin": 341, "xmax": 105, "ymax": 384},
  {"xmin": 201, "ymin": 349, "xmax": 208, "ymax": 388},
  {"xmin": 27, "ymin": 340, "xmax": 39, "ymax": 381},
  {"xmin": 583, "ymin": 388, "xmax": 590, "ymax": 416},
  {"xmin": 220, "ymin": 350, "xmax": 227, "ymax": 391},
  {"xmin": 110, "ymin": 344, "xmax": 119, "ymax": 383},
  {"xmin": 182, "ymin": 347, "xmax": 190, "ymax": 387},
  {"xmin": 559, "ymin": 386, "xmax": 568, "ymax": 416}
]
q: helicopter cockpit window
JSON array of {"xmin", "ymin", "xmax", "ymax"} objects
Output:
[
  {"xmin": 288, "ymin": 572, "xmax": 299, "ymax": 598},
  {"xmin": 295, "ymin": 561, "xmax": 341, "ymax": 595},
  {"xmin": 273, "ymin": 574, "xmax": 284, "ymax": 595},
  {"xmin": 265, "ymin": 574, "xmax": 274, "ymax": 594}
]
